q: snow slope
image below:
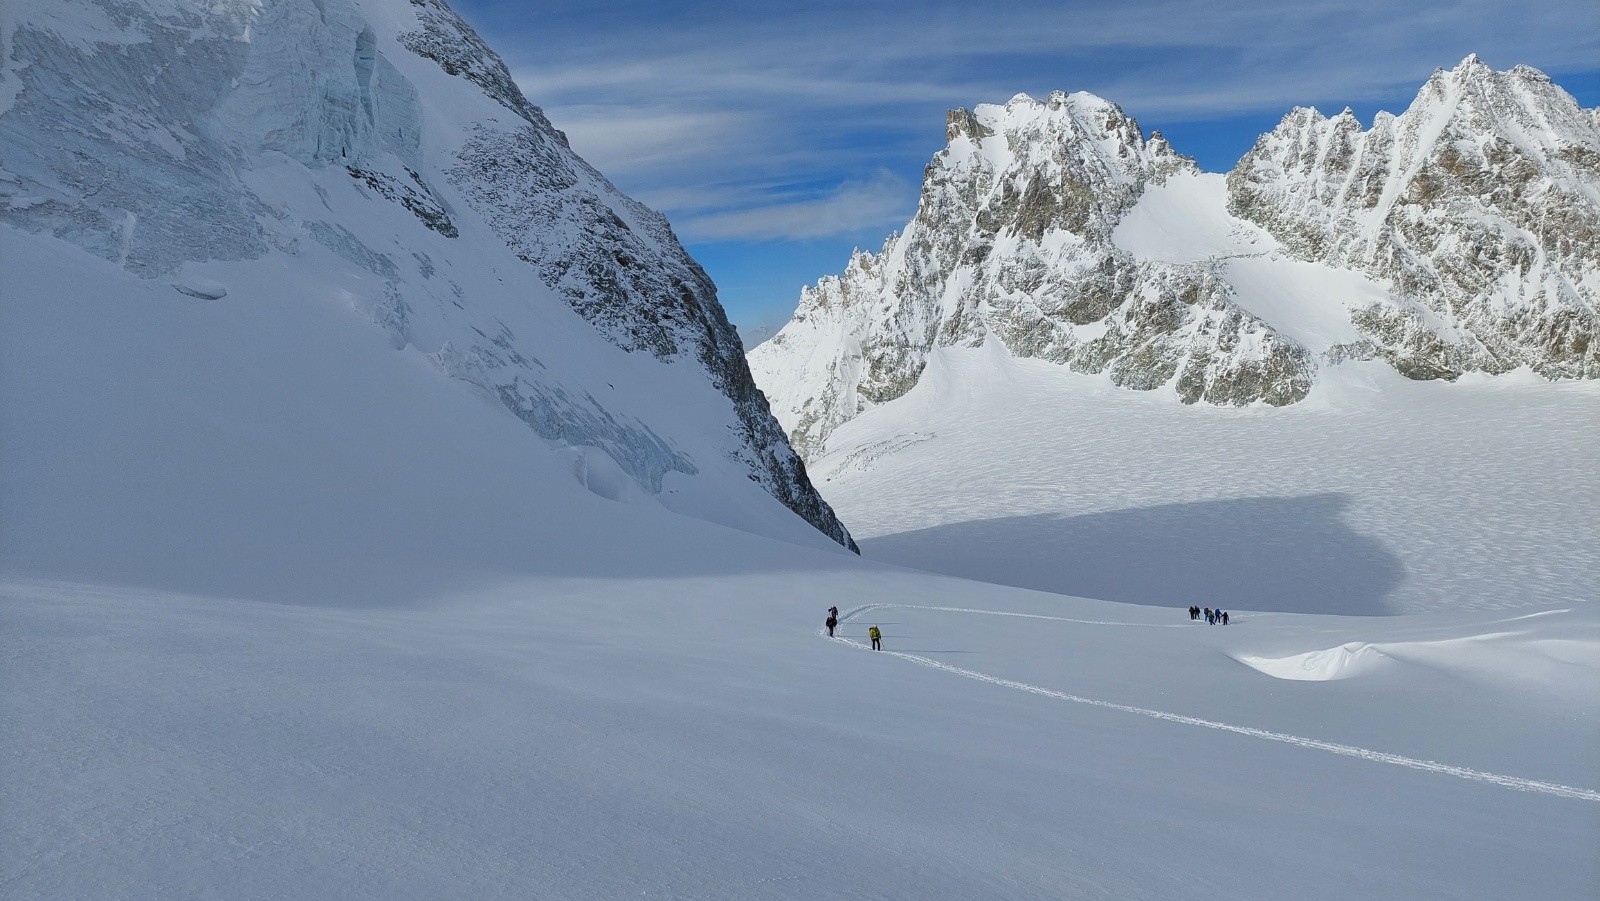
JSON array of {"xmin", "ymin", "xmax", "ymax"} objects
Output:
[
  {"xmin": 0, "ymin": 227, "xmax": 847, "ymax": 605},
  {"xmin": 0, "ymin": 0, "xmax": 852, "ymax": 552}
]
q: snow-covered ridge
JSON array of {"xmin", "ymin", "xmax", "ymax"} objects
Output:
[
  {"xmin": 750, "ymin": 59, "xmax": 1599, "ymax": 461},
  {"xmin": 1228, "ymin": 55, "xmax": 1600, "ymax": 380},
  {"xmin": 0, "ymin": 0, "xmax": 854, "ymax": 550}
]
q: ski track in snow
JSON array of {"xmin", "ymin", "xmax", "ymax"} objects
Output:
[
  {"xmin": 831, "ymin": 604, "xmax": 1600, "ymax": 803},
  {"xmin": 848, "ymin": 602, "xmax": 1195, "ymax": 627}
]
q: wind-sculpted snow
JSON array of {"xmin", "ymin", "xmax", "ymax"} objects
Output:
[
  {"xmin": 1228, "ymin": 56, "xmax": 1600, "ymax": 380},
  {"xmin": 0, "ymin": 0, "xmax": 852, "ymax": 549},
  {"xmin": 752, "ymin": 62, "xmax": 1599, "ymax": 460}
]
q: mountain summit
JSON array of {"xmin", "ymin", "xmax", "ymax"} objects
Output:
[
  {"xmin": 1228, "ymin": 55, "xmax": 1600, "ymax": 380},
  {"xmin": 750, "ymin": 59, "xmax": 1599, "ymax": 460}
]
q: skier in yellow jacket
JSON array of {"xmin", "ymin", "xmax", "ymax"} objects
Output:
[{"xmin": 869, "ymin": 625, "xmax": 882, "ymax": 651}]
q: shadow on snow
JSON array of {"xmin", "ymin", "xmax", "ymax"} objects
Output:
[{"xmin": 860, "ymin": 494, "xmax": 1405, "ymax": 616}]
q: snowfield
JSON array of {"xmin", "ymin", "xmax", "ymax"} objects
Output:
[
  {"xmin": 4, "ymin": 569, "xmax": 1596, "ymax": 899},
  {"xmin": 3, "ymin": 234, "xmax": 1597, "ymax": 897},
  {"xmin": 813, "ymin": 342, "xmax": 1600, "ymax": 616}
]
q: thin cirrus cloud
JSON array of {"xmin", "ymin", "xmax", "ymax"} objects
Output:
[
  {"xmin": 466, "ymin": 0, "xmax": 1598, "ymax": 327},
  {"xmin": 674, "ymin": 171, "xmax": 915, "ymax": 243},
  {"xmin": 500, "ymin": 0, "xmax": 1596, "ymax": 220}
]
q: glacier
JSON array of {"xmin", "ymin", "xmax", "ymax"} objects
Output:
[{"xmin": 2, "ymin": 6, "xmax": 1596, "ymax": 899}]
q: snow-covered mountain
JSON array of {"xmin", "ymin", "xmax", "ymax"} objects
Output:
[
  {"xmin": 1228, "ymin": 55, "xmax": 1600, "ymax": 381},
  {"xmin": 0, "ymin": 0, "xmax": 855, "ymax": 574},
  {"xmin": 750, "ymin": 58, "xmax": 1599, "ymax": 460}
]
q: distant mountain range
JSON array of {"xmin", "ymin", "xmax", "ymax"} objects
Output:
[{"xmin": 750, "ymin": 57, "xmax": 1599, "ymax": 460}]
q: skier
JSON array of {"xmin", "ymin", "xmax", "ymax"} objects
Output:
[
  {"xmin": 1204, "ymin": 607, "xmax": 1214, "ymax": 624},
  {"xmin": 825, "ymin": 614, "xmax": 838, "ymax": 637},
  {"xmin": 828, "ymin": 605, "xmax": 839, "ymax": 620},
  {"xmin": 869, "ymin": 625, "xmax": 882, "ymax": 651},
  {"xmin": 1221, "ymin": 611, "xmax": 1230, "ymax": 626},
  {"xmin": 1189, "ymin": 605, "xmax": 1199, "ymax": 621}
]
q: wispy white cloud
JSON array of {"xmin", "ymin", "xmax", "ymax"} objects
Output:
[
  {"xmin": 542, "ymin": 104, "xmax": 756, "ymax": 178},
  {"xmin": 676, "ymin": 171, "xmax": 915, "ymax": 242}
]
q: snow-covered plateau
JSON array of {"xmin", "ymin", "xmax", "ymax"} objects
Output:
[{"xmin": 2, "ymin": 1, "xmax": 1597, "ymax": 898}]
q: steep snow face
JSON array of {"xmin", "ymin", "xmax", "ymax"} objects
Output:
[
  {"xmin": 750, "ymin": 93, "xmax": 1317, "ymax": 459},
  {"xmin": 0, "ymin": 0, "xmax": 853, "ymax": 551},
  {"xmin": 753, "ymin": 62, "xmax": 1599, "ymax": 460},
  {"xmin": 1228, "ymin": 56, "xmax": 1600, "ymax": 380}
]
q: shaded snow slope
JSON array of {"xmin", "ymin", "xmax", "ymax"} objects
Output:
[
  {"xmin": 813, "ymin": 343, "xmax": 1600, "ymax": 615},
  {"xmin": 0, "ymin": 227, "xmax": 846, "ymax": 605},
  {"xmin": 0, "ymin": 0, "xmax": 852, "ymax": 550}
]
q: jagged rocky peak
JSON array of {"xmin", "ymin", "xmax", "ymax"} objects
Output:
[
  {"xmin": 1228, "ymin": 56, "xmax": 1599, "ymax": 380},
  {"xmin": 750, "ymin": 89, "xmax": 1313, "ymax": 462},
  {"xmin": 752, "ymin": 61, "xmax": 1598, "ymax": 463},
  {"xmin": 929, "ymin": 91, "xmax": 1194, "ymax": 242},
  {"xmin": 0, "ymin": 0, "xmax": 855, "ymax": 551}
]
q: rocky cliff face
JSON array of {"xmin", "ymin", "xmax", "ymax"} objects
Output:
[
  {"xmin": 1227, "ymin": 56, "xmax": 1599, "ymax": 381},
  {"xmin": 396, "ymin": 0, "xmax": 853, "ymax": 549},
  {"xmin": 751, "ymin": 61, "xmax": 1598, "ymax": 461},
  {"xmin": 0, "ymin": 0, "xmax": 854, "ymax": 550},
  {"xmin": 750, "ymin": 92, "xmax": 1317, "ymax": 460}
]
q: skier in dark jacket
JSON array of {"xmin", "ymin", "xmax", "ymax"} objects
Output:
[
  {"xmin": 825, "ymin": 614, "xmax": 838, "ymax": 637},
  {"xmin": 1189, "ymin": 605, "xmax": 1199, "ymax": 621},
  {"xmin": 1221, "ymin": 611, "xmax": 1230, "ymax": 625}
]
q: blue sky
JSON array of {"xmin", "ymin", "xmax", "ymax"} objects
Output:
[{"xmin": 451, "ymin": 0, "xmax": 1600, "ymax": 340}]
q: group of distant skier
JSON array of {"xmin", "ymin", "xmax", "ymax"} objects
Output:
[
  {"xmin": 824, "ymin": 606, "xmax": 882, "ymax": 649},
  {"xmin": 1188, "ymin": 605, "xmax": 1229, "ymax": 625}
]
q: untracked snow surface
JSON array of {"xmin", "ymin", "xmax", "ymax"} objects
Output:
[{"xmin": 814, "ymin": 343, "xmax": 1599, "ymax": 616}]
